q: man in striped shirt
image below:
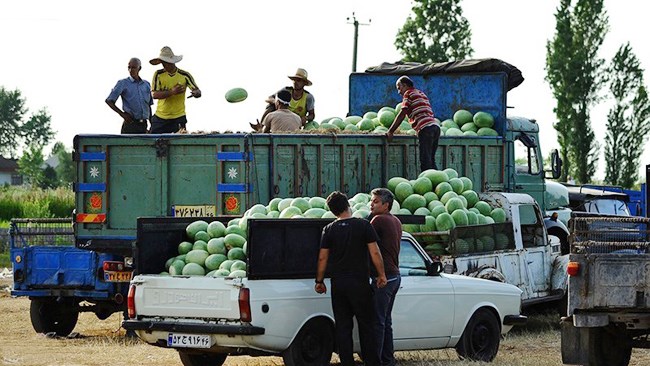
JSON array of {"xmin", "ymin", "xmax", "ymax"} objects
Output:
[{"xmin": 387, "ymin": 76, "xmax": 441, "ymax": 172}]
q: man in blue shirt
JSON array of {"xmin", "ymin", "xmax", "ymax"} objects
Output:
[{"xmin": 106, "ymin": 57, "xmax": 153, "ymax": 134}]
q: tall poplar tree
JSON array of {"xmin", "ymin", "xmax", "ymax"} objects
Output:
[
  {"xmin": 545, "ymin": 0, "xmax": 608, "ymax": 183},
  {"xmin": 395, "ymin": 0, "xmax": 473, "ymax": 63}
]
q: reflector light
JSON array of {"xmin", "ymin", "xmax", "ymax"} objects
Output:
[
  {"xmin": 567, "ymin": 261, "xmax": 580, "ymax": 276},
  {"xmin": 127, "ymin": 285, "xmax": 136, "ymax": 318},
  {"xmin": 239, "ymin": 288, "xmax": 252, "ymax": 323}
]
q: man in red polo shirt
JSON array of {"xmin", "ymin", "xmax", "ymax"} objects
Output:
[{"xmin": 387, "ymin": 76, "xmax": 441, "ymax": 172}]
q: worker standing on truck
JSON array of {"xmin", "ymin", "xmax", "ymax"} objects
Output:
[
  {"xmin": 149, "ymin": 46, "xmax": 201, "ymax": 133},
  {"xmin": 315, "ymin": 191, "xmax": 387, "ymax": 366},
  {"xmin": 261, "ymin": 90, "xmax": 302, "ymax": 133},
  {"xmin": 369, "ymin": 188, "xmax": 402, "ymax": 366},
  {"xmin": 261, "ymin": 68, "xmax": 315, "ymax": 126},
  {"xmin": 387, "ymin": 76, "xmax": 441, "ymax": 171},
  {"xmin": 105, "ymin": 57, "xmax": 152, "ymax": 134}
]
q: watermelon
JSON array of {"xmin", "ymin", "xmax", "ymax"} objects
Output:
[
  {"xmin": 398, "ymin": 208, "xmax": 412, "ymax": 215},
  {"xmin": 462, "ymin": 191, "xmax": 479, "ymax": 208},
  {"xmin": 344, "ymin": 124, "xmax": 359, "ymax": 131},
  {"xmin": 205, "ymin": 254, "xmax": 228, "ymax": 271},
  {"xmin": 363, "ymin": 111, "xmax": 378, "ymax": 120},
  {"xmin": 219, "ymin": 260, "xmax": 235, "ymax": 271},
  {"xmin": 474, "ymin": 238, "xmax": 484, "ymax": 252},
  {"xmin": 352, "ymin": 193, "xmax": 370, "ymax": 204},
  {"xmin": 267, "ymin": 210, "xmax": 280, "ymax": 218},
  {"xmin": 441, "ymin": 119, "xmax": 459, "ymax": 130},
  {"xmin": 448, "ymin": 178, "xmax": 464, "ymax": 194},
  {"xmin": 225, "ymin": 87, "xmax": 248, "ymax": 103},
  {"xmin": 443, "ymin": 168, "xmax": 459, "ymax": 180},
  {"xmin": 193, "ymin": 240, "xmax": 208, "ymax": 252},
  {"xmin": 451, "ymin": 209, "xmax": 469, "ymax": 226},
  {"xmin": 309, "ymin": 197, "xmax": 327, "ymax": 209},
  {"xmin": 477, "ymin": 127, "xmax": 499, "ymax": 137},
  {"xmin": 320, "ymin": 123, "xmax": 338, "ymax": 131},
  {"xmin": 402, "ymin": 194, "xmax": 427, "ymax": 213},
  {"xmin": 186, "ymin": 249, "xmax": 209, "ymax": 266},
  {"xmin": 224, "ymin": 233, "xmax": 246, "ymax": 249},
  {"xmin": 290, "ymin": 197, "xmax": 311, "ymax": 213},
  {"xmin": 491, "ymin": 208, "xmax": 507, "ymax": 223},
  {"xmin": 227, "ymin": 247, "xmax": 246, "ymax": 261},
  {"xmin": 169, "ymin": 260, "xmax": 185, "ymax": 276},
  {"xmin": 457, "ymin": 195, "xmax": 468, "ymax": 209},
  {"xmin": 413, "ymin": 207, "xmax": 431, "ymax": 216},
  {"xmin": 455, "ymin": 238, "xmax": 470, "ymax": 254},
  {"xmin": 445, "ymin": 128, "xmax": 463, "ymax": 137},
  {"xmin": 430, "ymin": 205, "xmax": 447, "ymax": 218},
  {"xmin": 165, "ymin": 257, "xmax": 175, "ymax": 270},
  {"xmin": 304, "ymin": 207, "xmax": 327, "ymax": 218},
  {"xmin": 423, "ymin": 191, "xmax": 438, "ymax": 204},
  {"xmin": 395, "ymin": 182, "xmax": 414, "ymax": 203},
  {"xmin": 466, "ymin": 211, "xmax": 478, "ymax": 225},
  {"xmin": 207, "ymin": 221, "xmax": 226, "ymax": 238},
  {"xmin": 194, "ymin": 231, "xmax": 210, "ymax": 243},
  {"xmin": 207, "ymin": 238, "xmax": 226, "ymax": 255},
  {"xmin": 230, "ymin": 270, "xmax": 247, "ymax": 278},
  {"xmin": 344, "ymin": 116, "xmax": 363, "ymax": 125},
  {"xmin": 178, "ymin": 241, "xmax": 193, "ymax": 255},
  {"xmin": 388, "ymin": 177, "xmax": 409, "ymax": 193},
  {"xmin": 247, "ymin": 204, "xmax": 268, "ymax": 216},
  {"xmin": 460, "ymin": 123, "xmax": 478, "ymax": 133},
  {"xmin": 357, "ymin": 118, "xmax": 375, "ymax": 131},
  {"xmin": 435, "ymin": 182, "xmax": 453, "ymax": 198},
  {"xmin": 186, "ymin": 220, "xmax": 208, "ymax": 240},
  {"xmin": 495, "ymin": 233, "xmax": 510, "ymax": 250},
  {"xmin": 230, "ymin": 260, "xmax": 247, "ymax": 272},
  {"xmin": 473, "ymin": 111, "xmax": 495, "ymax": 128},
  {"xmin": 322, "ymin": 211, "xmax": 336, "ymax": 219},
  {"xmin": 303, "ymin": 121, "xmax": 319, "ymax": 130},
  {"xmin": 445, "ymin": 197, "xmax": 465, "ymax": 213},
  {"xmin": 352, "ymin": 209, "xmax": 370, "ymax": 218},
  {"xmin": 214, "ymin": 269, "xmax": 231, "ymax": 277},
  {"xmin": 459, "ymin": 177, "xmax": 473, "ymax": 192},
  {"xmin": 412, "ymin": 176, "xmax": 433, "ymax": 195},
  {"xmin": 423, "ymin": 170, "xmax": 449, "ymax": 188},
  {"xmin": 228, "ymin": 218, "xmax": 240, "ymax": 227},
  {"xmin": 279, "ymin": 206, "xmax": 303, "ymax": 218},
  {"xmin": 435, "ymin": 213, "xmax": 456, "ymax": 231},
  {"xmin": 482, "ymin": 236, "xmax": 496, "ymax": 251},
  {"xmin": 277, "ymin": 198, "xmax": 293, "ymax": 212},
  {"xmin": 440, "ymin": 191, "xmax": 458, "ymax": 205},
  {"xmin": 453, "ymin": 110, "xmax": 474, "ymax": 126},
  {"xmin": 475, "ymin": 201, "xmax": 492, "ymax": 216},
  {"xmin": 462, "ymin": 131, "xmax": 478, "ymax": 137},
  {"xmin": 331, "ymin": 118, "xmax": 346, "ymax": 130},
  {"xmin": 225, "ymin": 225, "xmax": 246, "ymax": 238},
  {"xmin": 378, "ymin": 110, "xmax": 396, "ymax": 128},
  {"xmin": 182, "ymin": 262, "xmax": 206, "ymax": 276},
  {"xmin": 427, "ymin": 200, "xmax": 444, "ymax": 212}
]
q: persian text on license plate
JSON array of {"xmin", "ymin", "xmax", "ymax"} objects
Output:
[
  {"xmin": 103, "ymin": 271, "xmax": 133, "ymax": 282},
  {"xmin": 167, "ymin": 333, "xmax": 212, "ymax": 348}
]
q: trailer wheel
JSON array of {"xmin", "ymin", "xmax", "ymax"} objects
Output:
[
  {"xmin": 178, "ymin": 351, "xmax": 227, "ymax": 366},
  {"xmin": 282, "ymin": 317, "xmax": 334, "ymax": 366},
  {"xmin": 589, "ymin": 326, "xmax": 631, "ymax": 366},
  {"xmin": 30, "ymin": 298, "xmax": 79, "ymax": 336},
  {"xmin": 456, "ymin": 308, "xmax": 501, "ymax": 362}
]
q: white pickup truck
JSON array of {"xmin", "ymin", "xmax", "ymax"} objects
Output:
[{"xmin": 123, "ymin": 217, "xmax": 526, "ymax": 366}]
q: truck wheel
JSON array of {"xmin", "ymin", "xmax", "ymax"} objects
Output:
[
  {"xmin": 178, "ymin": 351, "xmax": 227, "ymax": 366},
  {"xmin": 589, "ymin": 326, "xmax": 631, "ymax": 366},
  {"xmin": 456, "ymin": 308, "xmax": 500, "ymax": 362},
  {"xmin": 282, "ymin": 317, "xmax": 334, "ymax": 366},
  {"xmin": 30, "ymin": 298, "xmax": 79, "ymax": 336}
]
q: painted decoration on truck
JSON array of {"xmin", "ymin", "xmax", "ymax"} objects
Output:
[
  {"xmin": 225, "ymin": 195, "xmax": 240, "ymax": 214},
  {"xmin": 87, "ymin": 192, "xmax": 103, "ymax": 212},
  {"xmin": 89, "ymin": 166, "xmax": 100, "ymax": 178},
  {"xmin": 227, "ymin": 167, "xmax": 238, "ymax": 180}
]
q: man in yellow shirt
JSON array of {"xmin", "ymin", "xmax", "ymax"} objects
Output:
[
  {"xmin": 149, "ymin": 46, "xmax": 201, "ymax": 133},
  {"xmin": 261, "ymin": 68, "xmax": 315, "ymax": 125}
]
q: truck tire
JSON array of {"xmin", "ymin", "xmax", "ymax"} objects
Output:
[
  {"xmin": 30, "ymin": 298, "xmax": 79, "ymax": 336},
  {"xmin": 589, "ymin": 326, "xmax": 631, "ymax": 366},
  {"xmin": 282, "ymin": 317, "xmax": 334, "ymax": 366},
  {"xmin": 178, "ymin": 351, "xmax": 227, "ymax": 366},
  {"xmin": 456, "ymin": 308, "xmax": 500, "ymax": 362}
]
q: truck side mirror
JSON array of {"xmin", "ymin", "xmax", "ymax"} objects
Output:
[
  {"xmin": 547, "ymin": 149, "xmax": 562, "ymax": 179},
  {"xmin": 427, "ymin": 261, "xmax": 442, "ymax": 276}
]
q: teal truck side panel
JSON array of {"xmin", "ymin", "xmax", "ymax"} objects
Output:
[{"xmin": 74, "ymin": 133, "xmax": 504, "ymax": 252}]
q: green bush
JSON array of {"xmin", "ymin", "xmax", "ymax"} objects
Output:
[{"xmin": 0, "ymin": 186, "xmax": 73, "ymax": 220}]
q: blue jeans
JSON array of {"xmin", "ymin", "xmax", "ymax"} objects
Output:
[
  {"xmin": 418, "ymin": 124, "xmax": 441, "ymax": 171},
  {"xmin": 372, "ymin": 275, "xmax": 401, "ymax": 366}
]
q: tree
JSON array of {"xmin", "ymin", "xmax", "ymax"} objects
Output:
[
  {"xmin": 18, "ymin": 145, "xmax": 45, "ymax": 187},
  {"xmin": 395, "ymin": 0, "xmax": 473, "ymax": 63},
  {"xmin": 0, "ymin": 86, "xmax": 54, "ymax": 158},
  {"xmin": 51, "ymin": 142, "xmax": 75, "ymax": 187},
  {"xmin": 545, "ymin": 0, "xmax": 608, "ymax": 183}
]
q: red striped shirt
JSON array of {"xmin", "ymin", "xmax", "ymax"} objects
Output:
[{"xmin": 402, "ymin": 88, "xmax": 436, "ymax": 132}]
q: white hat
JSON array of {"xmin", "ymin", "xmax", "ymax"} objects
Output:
[
  {"xmin": 288, "ymin": 68, "xmax": 312, "ymax": 86},
  {"xmin": 150, "ymin": 46, "xmax": 183, "ymax": 65}
]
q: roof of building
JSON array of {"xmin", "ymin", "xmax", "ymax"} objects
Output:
[{"xmin": 0, "ymin": 156, "xmax": 19, "ymax": 172}]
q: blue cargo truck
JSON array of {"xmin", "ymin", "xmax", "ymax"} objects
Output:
[{"xmin": 11, "ymin": 59, "xmax": 568, "ymax": 335}]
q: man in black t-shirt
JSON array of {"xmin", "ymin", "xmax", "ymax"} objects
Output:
[{"xmin": 315, "ymin": 191, "xmax": 387, "ymax": 366}]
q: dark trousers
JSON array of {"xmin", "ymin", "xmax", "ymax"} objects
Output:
[
  {"xmin": 151, "ymin": 114, "xmax": 188, "ymax": 133},
  {"xmin": 121, "ymin": 119, "xmax": 148, "ymax": 134},
  {"xmin": 331, "ymin": 276, "xmax": 380, "ymax": 366},
  {"xmin": 372, "ymin": 275, "xmax": 401, "ymax": 366},
  {"xmin": 418, "ymin": 124, "xmax": 441, "ymax": 171}
]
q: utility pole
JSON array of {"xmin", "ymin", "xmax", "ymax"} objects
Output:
[{"xmin": 347, "ymin": 12, "xmax": 371, "ymax": 73}]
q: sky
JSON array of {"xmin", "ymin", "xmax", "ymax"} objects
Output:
[{"xmin": 1, "ymin": 0, "xmax": 648, "ymax": 181}]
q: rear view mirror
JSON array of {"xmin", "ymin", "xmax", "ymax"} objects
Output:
[{"xmin": 546, "ymin": 149, "xmax": 562, "ymax": 179}]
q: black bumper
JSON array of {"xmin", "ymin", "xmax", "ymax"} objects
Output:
[
  {"xmin": 122, "ymin": 320, "xmax": 265, "ymax": 335},
  {"xmin": 503, "ymin": 314, "xmax": 528, "ymax": 326}
]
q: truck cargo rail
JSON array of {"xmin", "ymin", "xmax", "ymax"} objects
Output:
[
  {"xmin": 10, "ymin": 218, "xmax": 74, "ymax": 248},
  {"xmin": 569, "ymin": 213, "xmax": 650, "ymax": 254}
]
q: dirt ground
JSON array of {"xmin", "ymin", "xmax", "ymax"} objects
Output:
[{"xmin": 1, "ymin": 277, "xmax": 649, "ymax": 366}]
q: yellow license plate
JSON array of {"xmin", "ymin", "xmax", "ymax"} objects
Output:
[{"xmin": 104, "ymin": 271, "xmax": 133, "ymax": 282}]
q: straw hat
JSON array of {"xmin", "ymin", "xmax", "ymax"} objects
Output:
[
  {"xmin": 150, "ymin": 46, "xmax": 183, "ymax": 65},
  {"xmin": 288, "ymin": 68, "xmax": 312, "ymax": 86}
]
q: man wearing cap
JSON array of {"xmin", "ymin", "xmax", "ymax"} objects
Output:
[
  {"xmin": 105, "ymin": 57, "xmax": 152, "ymax": 134},
  {"xmin": 261, "ymin": 68, "xmax": 316, "ymax": 126},
  {"xmin": 149, "ymin": 46, "xmax": 201, "ymax": 133},
  {"xmin": 261, "ymin": 90, "xmax": 302, "ymax": 133}
]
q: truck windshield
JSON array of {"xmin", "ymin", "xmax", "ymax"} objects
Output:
[
  {"xmin": 584, "ymin": 199, "xmax": 630, "ymax": 216},
  {"xmin": 399, "ymin": 239, "xmax": 428, "ymax": 276},
  {"xmin": 514, "ymin": 137, "xmax": 540, "ymax": 175}
]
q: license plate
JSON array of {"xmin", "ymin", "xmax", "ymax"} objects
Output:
[
  {"xmin": 104, "ymin": 271, "xmax": 133, "ymax": 282},
  {"xmin": 167, "ymin": 333, "xmax": 213, "ymax": 348},
  {"xmin": 172, "ymin": 205, "xmax": 216, "ymax": 217}
]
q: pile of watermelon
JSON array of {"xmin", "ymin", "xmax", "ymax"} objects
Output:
[
  {"xmin": 161, "ymin": 219, "xmax": 248, "ymax": 277},
  {"xmin": 440, "ymin": 109, "xmax": 498, "ymax": 137}
]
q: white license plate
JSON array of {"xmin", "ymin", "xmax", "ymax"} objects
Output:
[{"xmin": 167, "ymin": 333, "xmax": 213, "ymax": 348}]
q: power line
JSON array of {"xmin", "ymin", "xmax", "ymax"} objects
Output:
[{"xmin": 346, "ymin": 12, "xmax": 371, "ymax": 73}]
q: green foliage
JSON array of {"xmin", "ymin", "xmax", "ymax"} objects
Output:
[
  {"xmin": 53, "ymin": 143, "xmax": 75, "ymax": 186},
  {"xmin": 545, "ymin": 0, "xmax": 608, "ymax": 183},
  {"xmin": 395, "ymin": 0, "xmax": 473, "ymax": 63},
  {"xmin": 17, "ymin": 145, "xmax": 45, "ymax": 187},
  {"xmin": 0, "ymin": 251, "xmax": 9, "ymax": 268},
  {"xmin": 0, "ymin": 86, "xmax": 54, "ymax": 158},
  {"xmin": 0, "ymin": 186, "xmax": 73, "ymax": 220},
  {"xmin": 604, "ymin": 43, "xmax": 650, "ymax": 188}
]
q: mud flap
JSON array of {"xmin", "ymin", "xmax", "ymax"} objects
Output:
[{"xmin": 560, "ymin": 319, "xmax": 590, "ymax": 365}]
